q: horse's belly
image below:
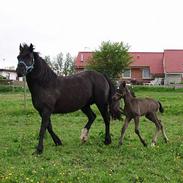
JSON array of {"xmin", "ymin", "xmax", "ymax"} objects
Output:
[
  {"xmin": 54, "ymin": 104, "xmax": 82, "ymax": 113},
  {"xmin": 54, "ymin": 97, "xmax": 91, "ymax": 113}
]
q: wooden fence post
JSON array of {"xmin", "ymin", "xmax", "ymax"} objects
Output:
[{"xmin": 23, "ymin": 77, "xmax": 26, "ymax": 110}]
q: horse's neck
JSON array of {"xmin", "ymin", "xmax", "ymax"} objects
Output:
[
  {"xmin": 26, "ymin": 54, "xmax": 57, "ymax": 90},
  {"xmin": 124, "ymin": 92, "xmax": 134, "ymax": 109}
]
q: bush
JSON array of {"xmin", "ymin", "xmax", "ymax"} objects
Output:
[{"xmin": 132, "ymin": 86, "xmax": 183, "ymax": 92}]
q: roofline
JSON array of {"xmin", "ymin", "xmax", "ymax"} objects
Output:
[
  {"xmin": 78, "ymin": 51, "xmax": 94, "ymax": 53},
  {"xmin": 0, "ymin": 69, "xmax": 16, "ymax": 72},
  {"xmin": 164, "ymin": 49, "xmax": 183, "ymax": 51},
  {"xmin": 130, "ymin": 51, "xmax": 163, "ymax": 54}
]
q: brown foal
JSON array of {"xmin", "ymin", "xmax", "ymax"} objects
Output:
[{"xmin": 113, "ymin": 81, "xmax": 168, "ymax": 147}]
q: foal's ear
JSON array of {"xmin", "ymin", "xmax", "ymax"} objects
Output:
[
  {"xmin": 19, "ymin": 44, "xmax": 23, "ymax": 52},
  {"xmin": 122, "ymin": 81, "xmax": 126, "ymax": 87},
  {"xmin": 29, "ymin": 43, "xmax": 34, "ymax": 52}
]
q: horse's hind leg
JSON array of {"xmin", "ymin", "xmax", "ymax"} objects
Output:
[
  {"xmin": 158, "ymin": 119, "xmax": 168, "ymax": 143},
  {"xmin": 47, "ymin": 120, "xmax": 62, "ymax": 146},
  {"xmin": 134, "ymin": 117, "xmax": 147, "ymax": 147},
  {"xmin": 146, "ymin": 113, "xmax": 161, "ymax": 146},
  {"xmin": 80, "ymin": 105, "xmax": 96, "ymax": 143},
  {"xmin": 96, "ymin": 104, "xmax": 111, "ymax": 145}
]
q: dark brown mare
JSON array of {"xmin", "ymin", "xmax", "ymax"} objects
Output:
[
  {"xmin": 16, "ymin": 43, "xmax": 121, "ymax": 154},
  {"xmin": 112, "ymin": 81, "xmax": 168, "ymax": 147}
]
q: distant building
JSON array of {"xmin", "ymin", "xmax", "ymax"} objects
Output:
[
  {"xmin": 75, "ymin": 50, "xmax": 183, "ymax": 85},
  {"xmin": 0, "ymin": 69, "xmax": 22, "ymax": 81}
]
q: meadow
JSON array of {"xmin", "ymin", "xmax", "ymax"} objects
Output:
[{"xmin": 0, "ymin": 88, "xmax": 183, "ymax": 183}]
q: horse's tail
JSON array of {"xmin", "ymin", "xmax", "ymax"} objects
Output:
[
  {"xmin": 103, "ymin": 74, "xmax": 121, "ymax": 120},
  {"xmin": 158, "ymin": 101, "xmax": 164, "ymax": 113}
]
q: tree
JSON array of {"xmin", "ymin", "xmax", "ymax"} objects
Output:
[
  {"xmin": 44, "ymin": 55, "xmax": 53, "ymax": 69},
  {"xmin": 86, "ymin": 41, "xmax": 133, "ymax": 80},
  {"xmin": 63, "ymin": 53, "xmax": 75, "ymax": 76},
  {"xmin": 53, "ymin": 52, "xmax": 63, "ymax": 76}
]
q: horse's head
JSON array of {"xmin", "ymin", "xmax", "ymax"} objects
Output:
[
  {"xmin": 16, "ymin": 43, "xmax": 35, "ymax": 77},
  {"xmin": 112, "ymin": 81, "xmax": 127, "ymax": 101}
]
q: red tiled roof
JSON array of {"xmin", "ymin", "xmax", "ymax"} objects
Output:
[
  {"xmin": 75, "ymin": 52, "xmax": 93, "ymax": 68},
  {"xmin": 75, "ymin": 50, "xmax": 183, "ymax": 74},
  {"xmin": 163, "ymin": 50, "xmax": 183, "ymax": 73},
  {"xmin": 130, "ymin": 52, "xmax": 164, "ymax": 74}
]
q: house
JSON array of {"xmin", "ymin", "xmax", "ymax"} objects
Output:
[
  {"xmin": 124, "ymin": 52, "xmax": 164, "ymax": 84},
  {"xmin": 75, "ymin": 52, "xmax": 92, "ymax": 72},
  {"xmin": 74, "ymin": 50, "xmax": 183, "ymax": 84},
  {"xmin": 163, "ymin": 50, "xmax": 183, "ymax": 85},
  {"xmin": 0, "ymin": 69, "xmax": 22, "ymax": 81}
]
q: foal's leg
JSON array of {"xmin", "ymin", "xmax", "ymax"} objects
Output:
[
  {"xmin": 146, "ymin": 113, "xmax": 161, "ymax": 146},
  {"xmin": 97, "ymin": 104, "xmax": 111, "ymax": 145},
  {"xmin": 157, "ymin": 119, "xmax": 168, "ymax": 143},
  {"xmin": 134, "ymin": 117, "xmax": 147, "ymax": 147},
  {"xmin": 80, "ymin": 105, "xmax": 96, "ymax": 143},
  {"xmin": 47, "ymin": 120, "xmax": 62, "ymax": 146},
  {"xmin": 34, "ymin": 109, "xmax": 51, "ymax": 154},
  {"xmin": 119, "ymin": 117, "xmax": 131, "ymax": 145}
]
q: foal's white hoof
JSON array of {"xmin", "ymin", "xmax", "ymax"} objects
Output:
[
  {"xmin": 151, "ymin": 142, "xmax": 156, "ymax": 147},
  {"xmin": 80, "ymin": 128, "xmax": 89, "ymax": 143}
]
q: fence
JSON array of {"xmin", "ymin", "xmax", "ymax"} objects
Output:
[{"xmin": 0, "ymin": 79, "xmax": 27, "ymax": 92}]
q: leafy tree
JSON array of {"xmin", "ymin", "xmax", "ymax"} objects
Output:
[
  {"xmin": 53, "ymin": 52, "xmax": 64, "ymax": 76},
  {"xmin": 44, "ymin": 52, "xmax": 75, "ymax": 76},
  {"xmin": 44, "ymin": 55, "xmax": 53, "ymax": 69},
  {"xmin": 63, "ymin": 53, "xmax": 75, "ymax": 76},
  {"xmin": 86, "ymin": 41, "xmax": 133, "ymax": 79}
]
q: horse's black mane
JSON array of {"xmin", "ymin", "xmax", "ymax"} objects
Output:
[{"xmin": 28, "ymin": 51, "xmax": 58, "ymax": 86}]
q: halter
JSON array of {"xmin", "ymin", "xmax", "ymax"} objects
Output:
[{"xmin": 18, "ymin": 56, "xmax": 34, "ymax": 74}]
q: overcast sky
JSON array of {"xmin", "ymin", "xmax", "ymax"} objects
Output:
[{"xmin": 1, "ymin": 0, "xmax": 183, "ymax": 68}]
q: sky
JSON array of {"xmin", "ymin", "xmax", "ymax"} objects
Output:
[{"xmin": 1, "ymin": 0, "xmax": 183, "ymax": 68}]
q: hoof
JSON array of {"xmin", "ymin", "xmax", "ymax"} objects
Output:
[
  {"xmin": 164, "ymin": 138, "xmax": 169, "ymax": 143},
  {"xmin": 32, "ymin": 149, "xmax": 43, "ymax": 155},
  {"xmin": 80, "ymin": 128, "xmax": 89, "ymax": 143},
  {"xmin": 118, "ymin": 141, "xmax": 123, "ymax": 146},
  {"xmin": 55, "ymin": 140, "xmax": 62, "ymax": 146},
  {"xmin": 151, "ymin": 142, "xmax": 156, "ymax": 147},
  {"xmin": 142, "ymin": 140, "xmax": 147, "ymax": 147},
  {"xmin": 104, "ymin": 137, "xmax": 111, "ymax": 145}
]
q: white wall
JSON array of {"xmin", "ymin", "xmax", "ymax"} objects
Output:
[
  {"xmin": 164, "ymin": 74, "xmax": 182, "ymax": 85},
  {"xmin": 0, "ymin": 71, "xmax": 17, "ymax": 80}
]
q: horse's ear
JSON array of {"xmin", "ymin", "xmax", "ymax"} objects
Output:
[
  {"xmin": 29, "ymin": 43, "xmax": 34, "ymax": 52},
  {"xmin": 19, "ymin": 44, "xmax": 23, "ymax": 52},
  {"xmin": 122, "ymin": 81, "xmax": 126, "ymax": 87}
]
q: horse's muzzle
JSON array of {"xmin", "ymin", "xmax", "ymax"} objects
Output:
[{"xmin": 16, "ymin": 65, "xmax": 26, "ymax": 77}]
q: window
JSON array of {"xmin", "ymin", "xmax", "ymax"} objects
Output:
[
  {"xmin": 142, "ymin": 68, "xmax": 150, "ymax": 79},
  {"xmin": 123, "ymin": 69, "xmax": 131, "ymax": 78},
  {"xmin": 80, "ymin": 54, "xmax": 84, "ymax": 62}
]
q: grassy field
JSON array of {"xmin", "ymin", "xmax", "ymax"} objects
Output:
[{"xmin": 0, "ymin": 89, "xmax": 183, "ymax": 183}]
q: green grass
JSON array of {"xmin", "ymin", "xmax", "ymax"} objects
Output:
[{"xmin": 0, "ymin": 90, "xmax": 183, "ymax": 183}]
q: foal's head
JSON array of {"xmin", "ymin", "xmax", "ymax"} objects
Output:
[
  {"xmin": 16, "ymin": 43, "xmax": 35, "ymax": 77},
  {"xmin": 112, "ymin": 81, "xmax": 130, "ymax": 101}
]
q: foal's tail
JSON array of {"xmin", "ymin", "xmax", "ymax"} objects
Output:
[
  {"xmin": 158, "ymin": 101, "xmax": 164, "ymax": 113},
  {"xmin": 103, "ymin": 75, "xmax": 121, "ymax": 120}
]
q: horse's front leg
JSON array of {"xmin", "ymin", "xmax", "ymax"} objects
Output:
[
  {"xmin": 119, "ymin": 117, "xmax": 131, "ymax": 145},
  {"xmin": 33, "ymin": 110, "xmax": 51, "ymax": 155}
]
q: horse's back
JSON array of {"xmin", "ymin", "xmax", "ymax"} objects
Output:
[
  {"xmin": 54, "ymin": 71, "xmax": 110, "ymax": 113},
  {"xmin": 128, "ymin": 97, "xmax": 159, "ymax": 116}
]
